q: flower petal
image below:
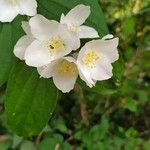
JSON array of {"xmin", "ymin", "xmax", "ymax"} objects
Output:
[
  {"xmin": 85, "ymin": 38, "xmax": 119, "ymax": 63},
  {"xmin": 77, "ymin": 63, "xmax": 96, "ymax": 88},
  {"xmin": 14, "ymin": 35, "xmax": 34, "ymax": 60},
  {"xmin": 60, "ymin": 13, "xmax": 65, "ymax": 23},
  {"xmin": 29, "ymin": 15, "xmax": 59, "ymax": 41},
  {"xmin": 0, "ymin": 0, "xmax": 18, "ymax": 22},
  {"xmin": 18, "ymin": 0, "xmax": 37, "ymax": 16},
  {"xmin": 21, "ymin": 21, "xmax": 32, "ymax": 36},
  {"xmin": 61, "ymin": 4, "xmax": 90, "ymax": 26},
  {"xmin": 58, "ymin": 24, "xmax": 80, "ymax": 51},
  {"xmin": 90, "ymin": 54, "xmax": 113, "ymax": 81},
  {"xmin": 37, "ymin": 59, "xmax": 62, "ymax": 78},
  {"xmin": 79, "ymin": 25, "xmax": 99, "ymax": 38},
  {"xmin": 25, "ymin": 40, "xmax": 52, "ymax": 67},
  {"xmin": 102, "ymin": 34, "xmax": 114, "ymax": 40},
  {"xmin": 53, "ymin": 71, "xmax": 77, "ymax": 93}
]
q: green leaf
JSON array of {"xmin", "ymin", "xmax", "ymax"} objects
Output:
[
  {"xmin": 90, "ymin": 117, "xmax": 109, "ymax": 140},
  {"xmin": 123, "ymin": 97, "xmax": 138, "ymax": 113},
  {"xmin": 37, "ymin": 0, "xmax": 109, "ymax": 36},
  {"xmin": 138, "ymin": 90, "xmax": 149, "ymax": 103},
  {"xmin": 20, "ymin": 141, "xmax": 36, "ymax": 150},
  {"xmin": 39, "ymin": 134, "xmax": 63, "ymax": 150},
  {"xmin": 122, "ymin": 17, "xmax": 136, "ymax": 36},
  {"xmin": 112, "ymin": 54, "xmax": 124, "ymax": 85},
  {"xmin": 144, "ymin": 141, "xmax": 150, "ymax": 150},
  {"xmin": 79, "ymin": 79, "xmax": 118, "ymax": 95},
  {"xmin": 0, "ymin": 139, "xmax": 12, "ymax": 150},
  {"xmin": 12, "ymin": 135, "xmax": 23, "ymax": 149},
  {"xmin": 5, "ymin": 62, "xmax": 58, "ymax": 136},
  {"xmin": 0, "ymin": 16, "xmax": 26, "ymax": 86}
]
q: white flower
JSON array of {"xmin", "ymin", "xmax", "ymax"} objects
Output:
[
  {"xmin": 38, "ymin": 57, "xmax": 78, "ymax": 93},
  {"xmin": 77, "ymin": 35, "xmax": 119, "ymax": 87},
  {"xmin": 14, "ymin": 21, "xmax": 34, "ymax": 60},
  {"xmin": 24, "ymin": 15, "xmax": 80, "ymax": 67},
  {"xmin": 60, "ymin": 4, "xmax": 99, "ymax": 39},
  {"xmin": 0, "ymin": 0, "xmax": 37, "ymax": 22}
]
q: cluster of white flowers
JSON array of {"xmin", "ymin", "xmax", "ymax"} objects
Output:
[{"xmin": 0, "ymin": 1, "xmax": 119, "ymax": 93}]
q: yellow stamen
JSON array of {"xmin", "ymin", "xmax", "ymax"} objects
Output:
[
  {"xmin": 44, "ymin": 37, "xmax": 65, "ymax": 53},
  {"xmin": 8, "ymin": 0, "xmax": 19, "ymax": 5},
  {"xmin": 58, "ymin": 60, "xmax": 77, "ymax": 76},
  {"xmin": 82, "ymin": 51, "xmax": 100, "ymax": 68}
]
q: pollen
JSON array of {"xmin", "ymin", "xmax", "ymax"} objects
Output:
[
  {"xmin": 58, "ymin": 60, "xmax": 77, "ymax": 76},
  {"xmin": 44, "ymin": 37, "xmax": 65, "ymax": 53},
  {"xmin": 82, "ymin": 51, "xmax": 100, "ymax": 68},
  {"xmin": 8, "ymin": 0, "xmax": 19, "ymax": 5}
]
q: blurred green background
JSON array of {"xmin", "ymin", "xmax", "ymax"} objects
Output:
[{"xmin": 0, "ymin": 0, "xmax": 149, "ymax": 149}]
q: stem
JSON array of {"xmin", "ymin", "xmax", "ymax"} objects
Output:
[{"xmin": 74, "ymin": 84, "xmax": 89, "ymax": 127}]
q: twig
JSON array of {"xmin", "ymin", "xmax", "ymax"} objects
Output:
[
  {"xmin": 74, "ymin": 84, "xmax": 89, "ymax": 127},
  {"xmin": 0, "ymin": 135, "xmax": 11, "ymax": 141},
  {"xmin": 35, "ymin": 131, "xmax": 43, "ymax": 147}
]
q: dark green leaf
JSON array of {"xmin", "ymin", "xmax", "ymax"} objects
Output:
[
  {"xmin": 5, "ymin": 62, "xmax": 58, "ymax": 136},
  {"xmin": 0, "ymin": 16, "xmax": 26, "ymax": 86}
]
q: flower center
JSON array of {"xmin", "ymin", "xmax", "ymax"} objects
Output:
[
  {"xmin": 58, "ymin": 60, "xmax": 77, "ymax": 76},
  {"xmin": 44, "ymin": 37, "xmax": 65, "ymax": 53},
  {"xmin": 68, "ymin": 24, "xmax": 80, "ymax": 32},
  {"xmin": 82, "ymin": 51, "xmax": 100, "ymax": 68},
  {"xmin": 8, "ymin": 0, "xmax": 19, "ymax": 5}
]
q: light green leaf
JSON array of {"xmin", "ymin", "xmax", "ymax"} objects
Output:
[
  {"xmin": 0, "ymin": 139, "xmax": 12, "ymax": 150},
  {"xmin": 123, "ymin": 97, "xmax": 138, "ymax": 112},
  {"xmin": 12, "ymin": 135, "xmax": 23, "ymax": 149},
  {"xmin": 39, "ymin": 135, "xmax": 63, "ymax": 150},
  {"xmin": 5, "ymin": 62, "xmax": 58, "ymax": 136},
  {"xmin": 122, "ymin": 17, "xmax": 135, "ymax": 36},
  {"xmin": 20, "ymin": 141, "xmax": 36, "ymax": 150}
]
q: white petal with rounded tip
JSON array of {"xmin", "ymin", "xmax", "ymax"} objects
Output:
[
  {"xmin": 79, "ymin": 25, "xmax": 99, "ymax": 38},
  {"xmin": 61, "ymin": 4, "xmax": 90, "ymax": 25},
  {"xmin": 18, "ymin": 0, "xmax": 37, "ymax": 16},
  {"xmin": 85, "ymin": 38, "xmax": 119, "ymax": 63},
  {"xmin": 21, "ymin": 21, "xmax": 32, "ymax": 36},
  {"xmin": 59, "ymin": 24, "xmax": 80, "ymax": 50},
  {"xmin": 25, "ymin": 40, "xmax": 52, "ymax": 67},
  {"xmin": 102, "ymin": 34, "xmax": 114, "ymax": 40},
  {"xmin": 14, "ymin": 35, "xmax": 34, "ymax": 60},
  {"xmin": 29, "ymin": 15, "xmax": 59, "ymax": 41},
  {"xmin": 54, "ymin": 57, "xmax": 78, "ymax": 93},
  {"xmin": 0, "ymin": 0, "xmax": 18, "ymax": 22},
  {"xmin": 37, "ymin": 60, "xmax": 60, "ymax": 78},
  {"xmin": 53, "ymin": 71, "xmax": 78, "ymax": 93}
]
